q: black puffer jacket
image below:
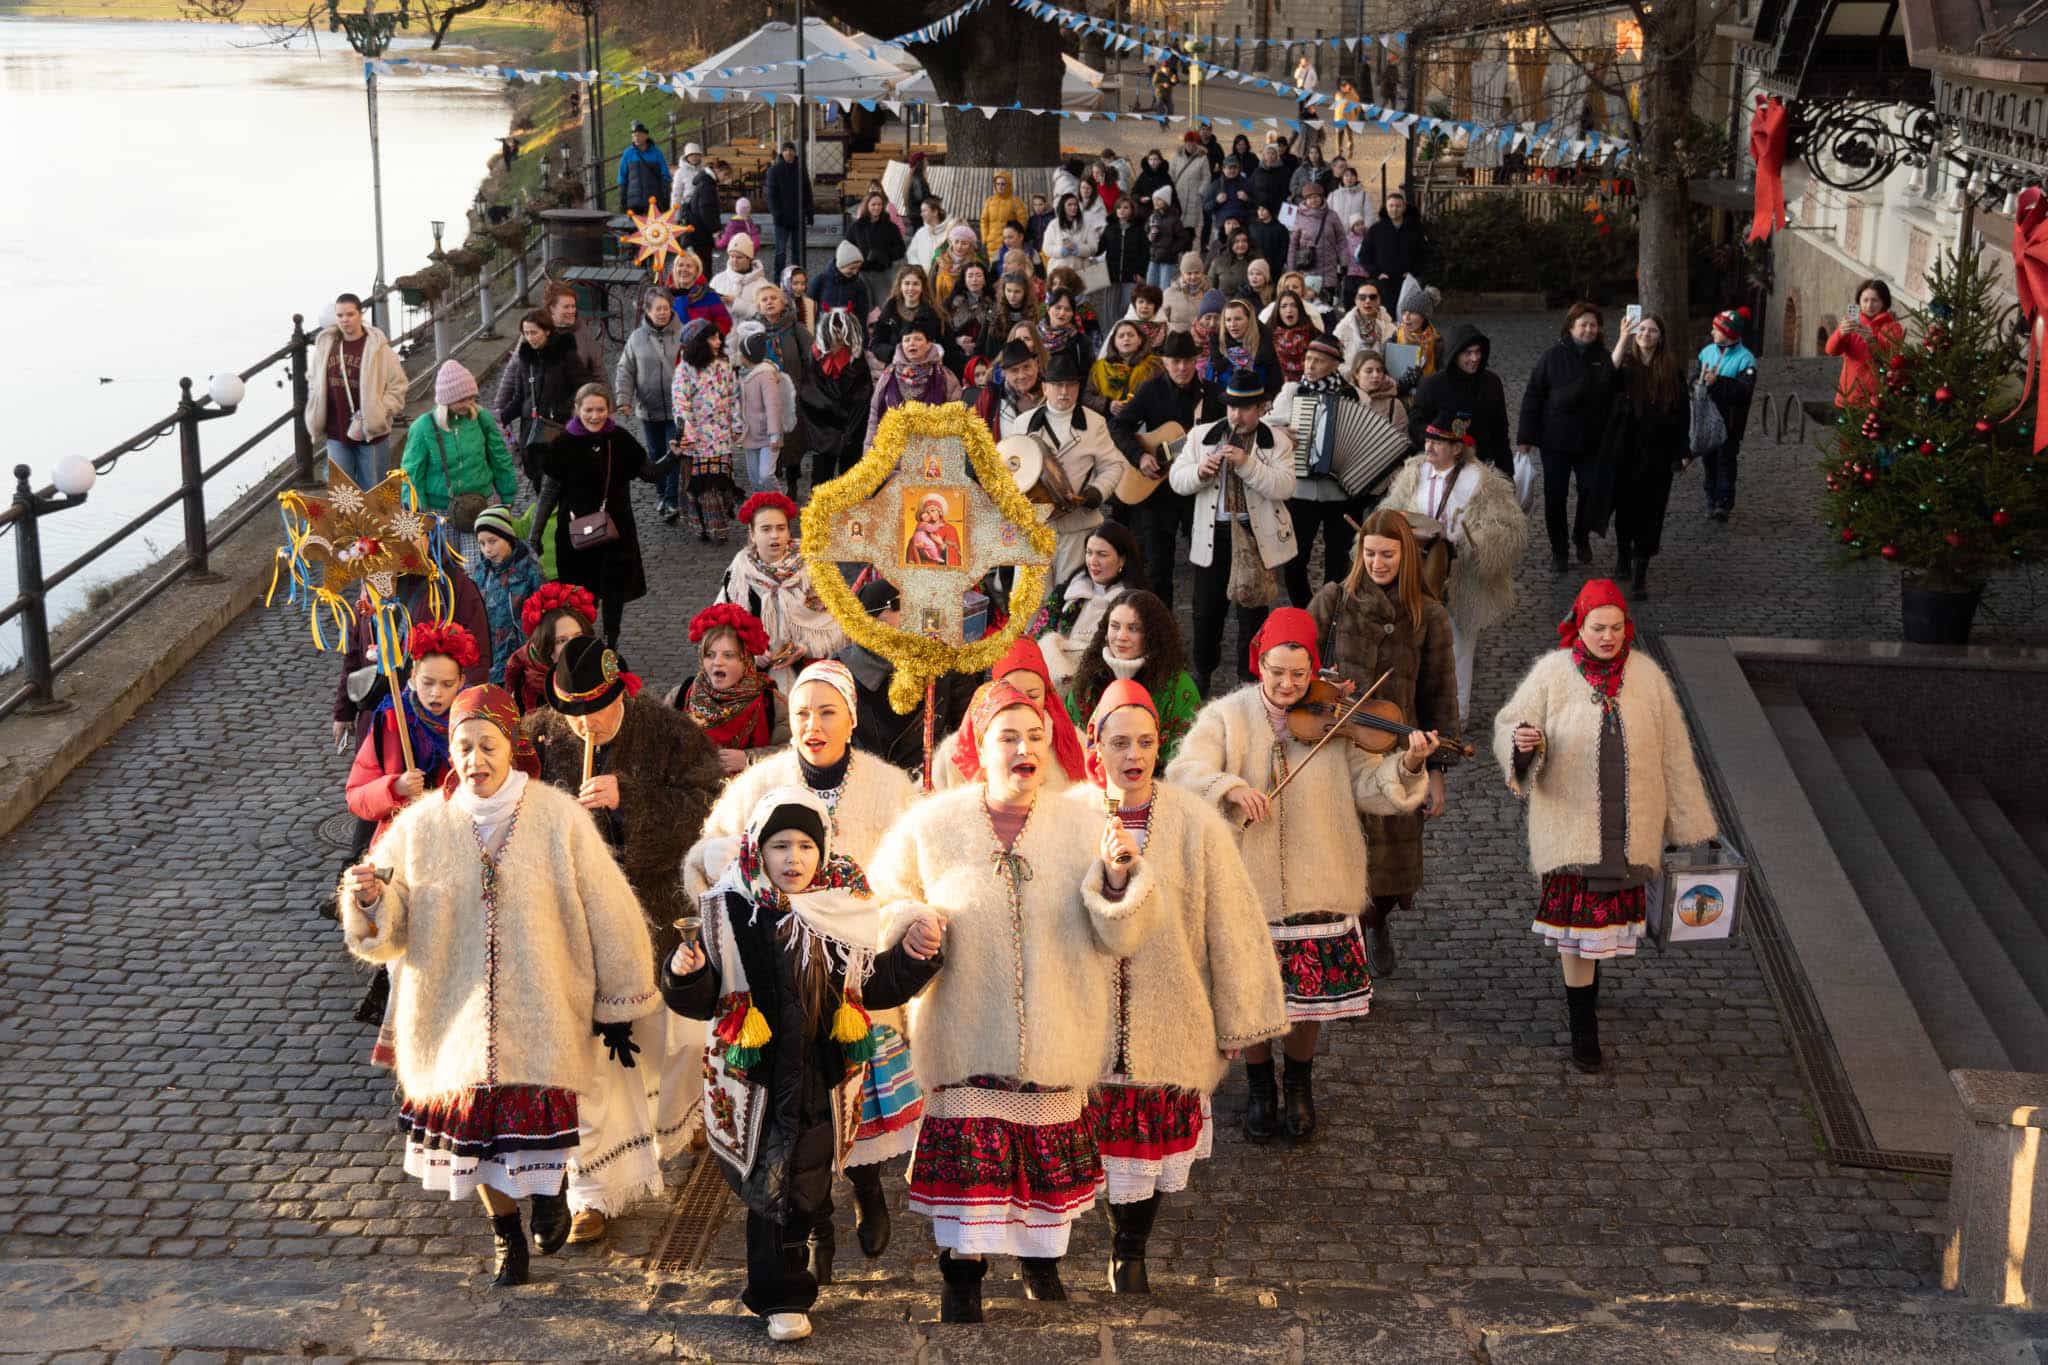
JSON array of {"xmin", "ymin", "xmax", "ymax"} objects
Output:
[
  {"xmin": 1407, "ymin": 322, "xmax": 1513, "ymax": 476},
  {"xmin": 660, "ymin": 889, "xmax": 939, "ymax": 1221},
  {"xmin": 1101, "ymin": 218, "xmax": 1149, "ymax": 285},
  {"xmin": 1517, "ymin": 335, "xmax": 1618, "ymax": 457},
  {"xmin": 1359, "ymin": 208, "xmax": 1429, "ymax": 283}
]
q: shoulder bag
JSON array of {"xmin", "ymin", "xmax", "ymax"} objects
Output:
[
  {"xmin": 567, "ymin": 439, "xmax": 622, "ymax": 550},
  {"xmin": 1417, "ymin": 462, "xmax": 1465, "ymax": 604},
  {"xmin": 431, "ymin": 423, "xmax": 489, "ymax": 533},
  {"xmin": 526, "ymin": 362, "xmax": 566, "ymax": 448}
]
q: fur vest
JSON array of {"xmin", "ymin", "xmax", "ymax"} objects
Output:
[
  {"xmin": 343, "ymin": 780, "xmax": 658, "ymax": 1104},
  {"xmin": 869, "ymin": 787, "xmax": 1154, "ymax": 1093},
  {"xmin": 1491, "ymin": 649, "xmax": 1718, "ymax": 876},
  {"xmin": 1164, "ymin": 683, "xmax": 1425, "ymax": 922},
  {"xmin": 1379, "ymin": 455, "xmax": 1527, "ymax": 635},
  {"xmin": 523, "ymin": 699, "xmax": 725, "ymax": 938},
  {"xmin": 1063, "ymin": 783, "xmax": 1286, "ymax": 1091}
]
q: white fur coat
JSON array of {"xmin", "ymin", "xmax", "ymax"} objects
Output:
[
  {"xmin": 1379, "ymin": 455, "xmax": 1527, "ymax": 635},
  {"xmin": 1491, "ymin": 649, "xmax": 1717, "ymax": 876},
  {"xmin": 344, "ymin": 781, "xmax": 658, "ymax": 1104},
  {"xmin": 682, "ymin": 748, "xmax": 917, "ymax": 898},
  {"xmin": 1165, "ymin": 683, "xmax": 1426, "ymax": 922},
  {"xmin": 1062, "ymin": 783, "xmax": 1286, "ymax": 1092},
  {"xmin": 869, "ymin": 786, "xmax": 1154, "ymax": 1093}
]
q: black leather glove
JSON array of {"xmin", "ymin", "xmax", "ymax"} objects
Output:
[
  {"xmin": 1081, "ymin": 486, "xmax": 1104, "ymax": 508},
  {"xmin": 595, "ymin": 1019, "xmax": 640, "ymax": 1070}
]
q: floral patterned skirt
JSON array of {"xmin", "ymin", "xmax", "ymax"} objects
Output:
[
  {"xmin": 908, "ymin": 1076, "xmax": 1104, "ymax": 1258},
  {"xmin": 849, "ymin": 1023, "xmax": 924, "ymax": 1167},
  {"xmin": 1273, "ymin": 914, "xmax": 1374, "ymax": 1022},
  {"xmin": 398, "ymin": 1084, "xmax": 579, "ymax": 1201},
  {"xmin": 1534, "ymin": 871, "xmax": 1648, "ymax": 960},
  {"xmin": 1086, "ymin": 1081, "xmax": 1211, "ymax": 1204}
]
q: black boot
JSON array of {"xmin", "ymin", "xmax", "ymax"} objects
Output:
[
  {"xmin": 849, "ymin": 1162, "xmax": 891, "ymax": 1258},
  {"xmin": 1574, "ymin": 532, "xmax": 1592, "ymax": 564},
  {"xmin": 529, "ymin": 1188, "xmax": 569, "ymax": 1255},
  {"xmin": 1630, "ymin": 558, "xmax": 1649, "ymax": 601},
  {"xmin": 1106, "ymin": 1194, "xmax": 1160, "ymax": 1294},
  {"xmin": 938, "ymin": 1250, "xmax": 986, "ymax": 1324},
  {"xmin": 1566, "ymin": 981, "xmax": 1603, "ymax": 1073},
  {"xmin": 1019, "ymin": 1256, "xmax": 1068, "ymax": 1301},
  {"xmin": 1364, "ymin": 902, "xmax": 1399, "ymax": 978},
  {"xmin": 1243, "ymin": 1060, "xmax": 1279, "ymax": 1142},
  {"xmin": 491, "ymin": 1209, "xmax": 530, "ymax": 1287},
  {"xmin": 1551, "ymin": 547, "xmax": 1570, "ymax": 574},
  {"xmin": 1614, "ymin": 547, "xmax": 1633, "ymax": 580},
  {"xmin": 1282, "ymin": 1056, "xmax": 1317, "ymax": 1142},
  {"xmin": 353, "ymin": 969, "xmax": 389, "ymax": 1025},
  {"xmin": 808, "ymin": 1218, "xmax": 835, "ymax": 1285}
]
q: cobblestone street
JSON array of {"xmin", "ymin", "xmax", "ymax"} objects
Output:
[{"xmin": 3, "ymin": 312, "xmax": 2045, "ymax": 1360}]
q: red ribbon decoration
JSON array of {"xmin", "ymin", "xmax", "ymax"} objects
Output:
[
  {"xmin": 2010, "ymin": 187, "xmax": 2048, "ymax": 455},
  {"xmin": 1747, "ymin": 96, "xmax": 1790, "ymax": 244}
]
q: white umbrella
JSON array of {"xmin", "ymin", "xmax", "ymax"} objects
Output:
[
  {"xmin": 676, "ymin": 18, "xmax": 904, "ymax": 101},
  {"xmin": 893, "ymin": 52, "xmax": 1104, "ymax": 111}
]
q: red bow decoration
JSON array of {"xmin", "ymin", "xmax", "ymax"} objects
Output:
[
  {"xmin": 2010, "ymin": 187, "xmax": 2048, "ymax": 455},
  {"xmin": 1747, "ymin": 96, "xmax": 1790, "ymax": 244}
]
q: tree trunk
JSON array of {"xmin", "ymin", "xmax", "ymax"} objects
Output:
[{"xmin": 1634, "ymin": 8, "xmax": 1699, "ymax": 327}]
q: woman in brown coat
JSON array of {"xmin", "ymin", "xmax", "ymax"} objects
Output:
[{"xmin": 1306, "ymin": 507, "xmax": 1460, "ymax": 977}]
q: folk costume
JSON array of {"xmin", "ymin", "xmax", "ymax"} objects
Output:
[
  {"xmin": 344, "ymin": 622, "xmax": 480, "ymax": 846},
  {"xmin": 868, "ymin": 684, "xmax": 1154, "ymax": 1304},
  {"xmin": 661, "ymin": 789, "xmax": 941, "ymax": 1324},
  {"xmin": 1073, "ymin": 681, "xmax": 1286, "ymax": 1292},
  {"xmin": 1022, "ymin": 352, "xmax": 1126, "ymax": 584},
  {"xmin": 714, "ymin": 493, "xmax": 849, "ymax": 695},
  {"xmin": 522, "ymin": 639, "xmax": 726, "ymax": 1229},
  {"xmin": 340, "ymin": 684, "xmax": 655, "ymax": 1284},
  {"xmin": 503, "ymin": 583, "xmax": 597, "ymax": 715},
  {"xmin": 681, "ymin": 661, "xmax": 927, "ymax": 1258},
  {"xmin": 1165, "ymin": 609, "xmax": 1425, "ymax": 1137},
  {"xmin": 928, "ymin": 639, "xmax": 1091, "ymax": 794},
  {"xmin": 1493, "ymin": 581, "xmax": 1717, "ymax": 1070},
  {"xmin": 670, "ymin": 603, "xmax": 789, "ymax": 763}
]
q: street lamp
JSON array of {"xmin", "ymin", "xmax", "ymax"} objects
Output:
[
  {"xmin": 9, "ymin": 459, "xmax": 97, "ymax": 714},
  {"xmin": 431, "ymin": 219, "xmax": 447, "ymax": 257}
]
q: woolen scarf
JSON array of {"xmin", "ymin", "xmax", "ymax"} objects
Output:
[
  {"xmin": 1558, "ymin": 578, "xmax": 1635, "ymax": 707},
  {"xmin": 375, "ymin": 691, "xmax": 451, "ymax": 779},
  {"xmin": 686, "ymin": 667, "xmax": 775, "ymax": 749}
]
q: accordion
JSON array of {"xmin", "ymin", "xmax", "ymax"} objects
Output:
[{"xmin": 1288, "ymin": 393, "xmax": 1413, "ymax": 497}]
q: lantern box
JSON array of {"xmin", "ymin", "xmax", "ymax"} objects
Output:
[{"xmin": 1643, "ymin": 840, "xmax": 1748, "ymax": 948}]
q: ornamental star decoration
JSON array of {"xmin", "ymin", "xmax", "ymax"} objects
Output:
[
  {"xmin": 818, "ymin": 420, "xmax": 1051, "ymax": 646},
  {"xmin": 622, "ymin": 197, "xmax": 685, "ymax": 280},
  {"xmin": 281, "ymin": 459, "xmax": 434, "ymax": 603}
]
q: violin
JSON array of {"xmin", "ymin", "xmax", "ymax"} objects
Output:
[{"xmin": 1285, "ymin": 675, "xmax": 1476, "ymax": 758}]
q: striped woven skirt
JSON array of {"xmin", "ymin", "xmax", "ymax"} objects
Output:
[{"xmin": 848, "ymin": 1023, "xmax": 924, "ymax": 1167}]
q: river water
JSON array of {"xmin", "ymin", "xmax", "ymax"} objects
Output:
[{"xmin": 0, "ymin": 17, "xmax": 512, "ymax": 669}]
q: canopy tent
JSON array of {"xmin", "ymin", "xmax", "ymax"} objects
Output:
[
  {"xmin": 893, "ymin": 53, "xmax": 1105, "ymax": 111},
  {"xmin": 675, "ymin": 18, "xmax": 905, "ymax": 100}
]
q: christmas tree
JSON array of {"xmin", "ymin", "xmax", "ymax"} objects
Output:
[{"xmin": 1821, "ymin": 243, "xmax": 2040, "ymax": 591}]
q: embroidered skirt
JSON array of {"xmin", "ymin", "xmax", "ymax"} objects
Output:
[
  {"xmin": 566, "ymin": 1010, "xmax": 693, "ymax": 1217},
  {"xmin": 849, "ymin": 1023, "xmax": 924, "ymax": 1167},
  {"xmin": 1272, "ymin": 914, "xmax": 1374, "ymax": 1022},
  {"xmin": 398, "ymin": 1084, "xmax": 579, "ymax": 1201},
  {"xmin": 1086, "ymin": 1080, "xmax": 1211, "ymax": 1204},
  {"xmin": 908, "ymin": 1076, "xmax": 1104, "ymax": 1259},
  {"xmin": 1533, "ymin": 871, "xmax": 1648, "ymax": 959}
]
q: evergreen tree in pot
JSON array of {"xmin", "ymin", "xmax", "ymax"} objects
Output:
[{"xmin": 1819, "ymin": 243, "xmax": 2039, "ymax": 644}]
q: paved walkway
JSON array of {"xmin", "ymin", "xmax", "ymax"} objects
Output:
[{"xmin": 2, "ymin": 312, "xmax": 2043, "ymax": 1360}]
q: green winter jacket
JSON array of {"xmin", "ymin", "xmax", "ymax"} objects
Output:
[{"xmin": 400, "ymin": 407, "xmax": 519, "ymax": 510}]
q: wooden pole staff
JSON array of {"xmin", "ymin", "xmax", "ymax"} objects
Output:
[{"xmin": 375, "ymin": 600, "xmax": 417, "ymax": 773}]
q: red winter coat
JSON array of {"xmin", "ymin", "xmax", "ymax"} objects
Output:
[
  {"xmin": 1823, "ymin": 311, "xmax": 1902, "ymax": 409},
  {"xmin": 503, "ymin": 643, "xmax": 550, "ymax": 714},
  {"xmin": 345, "ymin": 710, "xmax": 448, "ymax": 846}
]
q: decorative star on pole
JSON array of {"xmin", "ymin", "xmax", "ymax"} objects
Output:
[
  {"xmin": 271, "ymin": 459, "xmax": 448, "ymax": 650},
  {"xmin": 622, "ymin": 197, "xmax": 685, "ymax": 280}
]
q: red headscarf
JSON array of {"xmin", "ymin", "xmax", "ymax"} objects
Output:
[
  {"xmin": 1084, "ymin": 678, "xmax": 1158, "ymax": 790},
  {"xmin": 950, "ymin": 680, "xmax": 1047, "ymax": 784},
  {"xmin": 1247, "ymin": 606, "xmax": 1322, "ymax": 679},
  {"xmin": 442, "ymin": 683, "xmax": 542, "ymax": 792},
  {"xmin": 1557, "ymin": 578, "xmax": 1634, "ymax": 700},
  {"xmin": 987, "ymin": 638, "xmax": 1088, "ymax": 781}
]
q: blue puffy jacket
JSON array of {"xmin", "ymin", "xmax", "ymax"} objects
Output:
[{"xmin": 618, "ymin": 142, "xmax": 672, "ymax": 213}]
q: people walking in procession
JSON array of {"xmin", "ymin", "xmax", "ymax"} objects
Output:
[
  {"xmin": 529, "ymin": 385, "xmax": 673, "ymax": 645},
  {"xmin": 1519, "ymin": 302, "xmax": 1619, "ymax": 572},
  {"xmin": 311, "ymin": 292, "xmax": 408, "ymax": 489},
  {"xmin": 1695, "ymin": 307, "xmax": 1759, "ymax": 521},
  {"xmin": 401, "ymin": 360, "xmax": 517, "ymax": 563},
  {"xmin": 1606, "ymin": 312, "xmax": 1690, "ymax": 600},
  {"xmin": 465, "ymin": 507, "xmax": 543, "ymax": 687}
]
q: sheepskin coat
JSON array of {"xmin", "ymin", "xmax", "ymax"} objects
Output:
[
  {"xmin": 1062, "ymin": 782, "xmax": 1285, "ymax": 1091},
  {"xmin": 1378, "ymin": 455, "xmax": 1527, "ymax": 636},
  {"xmin": 1306, "ymin": 579, "xmax": 1461, "ymax": 898},
  {"xmin": 869, "ymin": 786, "xmax": 1154, "ymax": 1094},
  {"xmin": 1165, "ymin": 683, "xmax": 1426, "ymax": 922},
  {"xmin": 343, "ymin": 780, "xmax": 658, "ymax": 1104},
  {"xmin": 1491, "ymin": 649, "xmax": 1717, "ymax": 877},
  {"xmin": 682, "ymin": 748, "xmax": 917, "ymax": 899},
  {"xmin": 1170, "ymin": 417, "xmax": 1299, "ymax": 569}
]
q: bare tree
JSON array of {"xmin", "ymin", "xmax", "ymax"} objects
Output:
[{"xmin": 180, "ymin": 0, "xmax": 499, "ymax": 55}]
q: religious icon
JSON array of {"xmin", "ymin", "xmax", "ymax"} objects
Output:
[
  {"xmin": 921, "ymin": 448, "xmax": 945, "ymax": 479},
  {"xmin": 848, "ymin": 517, "xmax": 866, "ymax": 543},
  {"xmin": 999, "ymin": 522, "xmax": 1020, "ymax": 548},
  {"xmin": 901, "ymin": 488, "xmax": 966, "ymax": 568}
]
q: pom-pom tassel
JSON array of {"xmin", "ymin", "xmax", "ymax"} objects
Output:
[{"xmin": 831, "ymin": 998, "xmax": 875, "ymax": 1061}]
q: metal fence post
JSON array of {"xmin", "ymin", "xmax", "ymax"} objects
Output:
[
  {"xmin": 175, "ymin": 378, "xmax": 214, "ymax": 580},
  {"xmin": 432, "ymin": 293, "xmax": 449, "ymax": 366},
  {"xmin": 9, "ymin": 466, "xmax": 61, "ymax": 713},
  {"xmin": 289, "ymin": 313, "xmax": 316, "ymax": 485},
  {"xmin": 515, "ymin": 237, "xmax": 531, "ymax": 309},
  {"xmin": 479, "ymin": 273, "xmax": 498, "ymax": 338}
]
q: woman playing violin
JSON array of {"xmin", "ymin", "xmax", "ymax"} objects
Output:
[
  {"xmin": 1165, "ymin": 608, "xmax": 1436, "ymax": 1145},
  {"xmin": 1306, "ymin": 508, "xmax": 1461, "ymax": 979}
]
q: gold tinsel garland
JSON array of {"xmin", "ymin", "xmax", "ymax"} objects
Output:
[{"xmin": 801, "ymin": 402, "xmax": 1055, "ymax": 713}]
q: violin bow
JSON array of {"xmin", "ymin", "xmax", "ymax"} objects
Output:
[{"xmin": 1261, "ymin": 668, "xmax": 1392, "ymax": 808}]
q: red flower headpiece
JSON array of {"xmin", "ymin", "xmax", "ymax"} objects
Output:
[
  {"xmin": 406, "ymin": 620, "xmax": 481, "ymax": 670},
  {"xmin": 519, "ymin": 581, "xmax": 599, "ymax": 638},
  {"xmin": 738, "ymin": 491, "xmax": 800, "ymax": 527},
  {"xmin": 690, "ymin": 603, "xmax": 770, "ymax": 658}
]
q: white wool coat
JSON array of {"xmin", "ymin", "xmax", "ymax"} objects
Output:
[
  {"xmin": 1170, "ymin": 418, "xmax": 1299, "ymax": 569},
  {"xmin": 681, "ymin": 747, "xmax": 916, "ymax": 898},
  {"xmin": 870, "ymin": 786, "xmax": 1154, "ymax": 1094},
  {"xmin": 1165, "ymin": 683, "xmax": 1425, "ymax": 922},
  {"xmin": 344, "ymin": 781, "xmax": 658, "ymax": 1104},
  {"xmin": 1062, "ymin": 783, "xmax": 1286, "ymax": 1092},
  {"xmin": 1378, "ymin": 455, "xmax": 1527, "ymax": 635},
  {"xmin": 1492, "ymin": 649, "xmax": 1718, "ymax": 876}
]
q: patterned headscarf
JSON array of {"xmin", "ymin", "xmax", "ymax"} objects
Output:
[
  {"xmin": 442, "ymin": 683, "xmax": 541, "ymax": 792},
  {"xmin": 1084, "ymin": 678, "xmax": 1158, "ymax": 790},
  {"xmin": 1557, "ymin": 578, "xmax": 1634, "ymax": 702},
  {"xmin": 988, "ymin": 638, "xmax": 1088, "ymax": 780}
]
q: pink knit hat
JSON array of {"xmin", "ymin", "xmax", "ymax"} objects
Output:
[{"xmin": 434, "ymin": 360, "xmax": 478, "ymax": 406}]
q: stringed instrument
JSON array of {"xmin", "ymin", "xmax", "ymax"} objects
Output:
[
  {"xmin": 1285, "ymin": 675, "xmax": 1475, "ymax": 757},
  {"xmin": 1113, "ymin": 421, "xmax": 1186, "ymax": 505}
]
